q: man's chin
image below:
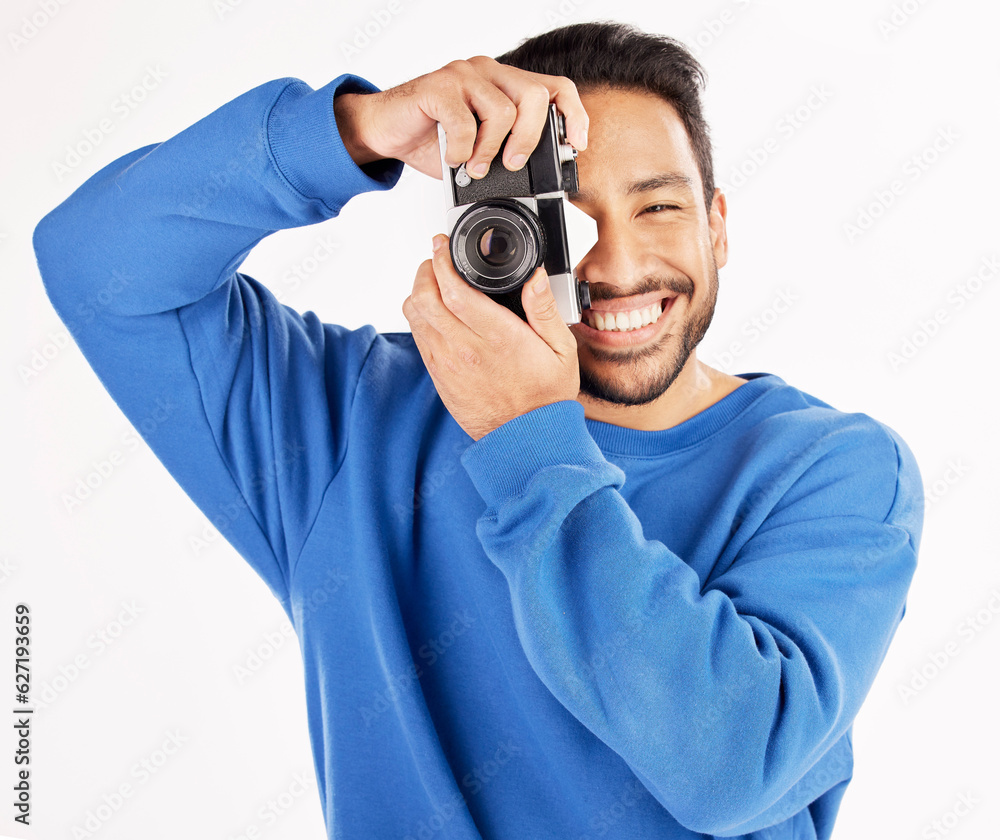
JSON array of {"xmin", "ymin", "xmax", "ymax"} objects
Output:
[
  {"xmin": 577, "ymin": 347, "xmax": 687, "ymax": 407},
  {"xmin": 572, "ymin": 272, "xmax": 718, "ymax": 407}
]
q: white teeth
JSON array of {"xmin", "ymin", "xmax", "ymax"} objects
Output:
[{"xmin": 588, "ymin": 299, "xmax": 672, "ymax": 332}]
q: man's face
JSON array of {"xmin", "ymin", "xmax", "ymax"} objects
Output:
[{"xmin": 567, "ymin": 87, "xmax": 728, "ymax": 407}]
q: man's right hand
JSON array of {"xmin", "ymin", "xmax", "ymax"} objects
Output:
[{"xmin": 333, "ymin": 55, "xmax": 589, "ymax": 181}]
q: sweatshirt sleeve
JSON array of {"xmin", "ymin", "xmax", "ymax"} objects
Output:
[
  {"xmin": 460, "ymin": 399, "xmax": 922, "ymax": 836},
  {"xmin": 33, "ymin": 74, "xmax": 404, "ymax": 607}
]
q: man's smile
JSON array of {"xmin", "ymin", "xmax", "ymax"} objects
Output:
[{"xmin": 574, "ymin": 292, "xmax": 679, "ymax": 346}]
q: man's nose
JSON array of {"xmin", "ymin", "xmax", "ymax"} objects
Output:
[{"xmin": 576, "ymin": 218, "xmax": 644, "ymax": 291}]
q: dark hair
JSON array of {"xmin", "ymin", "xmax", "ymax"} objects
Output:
[{"xmin": 495, "ymin": 21, "xmax": 715, "ymax": 213}]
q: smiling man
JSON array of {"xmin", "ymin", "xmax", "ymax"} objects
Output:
[
  {"xmin": 568, "ymin": 86, "xmax": 742, "ymax": 423},
  {"xmin": 34, "ymin": 20, "xmax": 921, "ymax": 840}
]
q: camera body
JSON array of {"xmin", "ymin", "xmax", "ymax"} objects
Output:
[{"xmin": 438, "ymin": 104, "xmax": 594, "ymax": 323}]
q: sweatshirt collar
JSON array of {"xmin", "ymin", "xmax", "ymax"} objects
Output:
[{"xmin": 584, "ymin": 372, "xmax": 782, "ymax": 457}]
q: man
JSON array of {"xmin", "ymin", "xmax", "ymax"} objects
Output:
[{"xmin": 34, "ymin": 20, "xmax": 921, "ymax": 840}]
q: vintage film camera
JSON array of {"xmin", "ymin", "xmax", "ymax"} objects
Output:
[{"xmin": 438, "ymin": 104, "xmax": 596, "ymax": 323}]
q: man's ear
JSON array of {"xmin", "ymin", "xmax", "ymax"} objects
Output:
[{"xmin": 708, "ymin": 187, "xmax": 728, "ymax": 270}]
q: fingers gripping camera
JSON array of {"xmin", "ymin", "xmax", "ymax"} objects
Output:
[{"xmin": 438, "ymin": 105, "xmax": 597, "ymax": 324}]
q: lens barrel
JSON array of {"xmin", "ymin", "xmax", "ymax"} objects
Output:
[{"xmin": 450, "ymin": 200, "xmax": 545, "ymax": 293}]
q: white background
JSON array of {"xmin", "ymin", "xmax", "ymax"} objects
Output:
[{"xmin": 2, "ymin": 0, "xmax": 998, "ymax": 837}]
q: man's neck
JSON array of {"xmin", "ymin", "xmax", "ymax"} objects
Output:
[{"xmin": 577, "ymin": 354, "xmax": 747, "ymax": 431}]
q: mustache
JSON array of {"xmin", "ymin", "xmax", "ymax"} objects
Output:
[{"xmin": 585, "ymin": 274, "xmax": 694, "ymax": 304}]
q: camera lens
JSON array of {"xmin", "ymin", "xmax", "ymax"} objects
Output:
[
  {"xmin": 479, "ymin": 227, "xmax": 516, "ymax": 266},
  {"xmin": 451, "ymin": 200, "xmax": 544, "ymax": 293}
]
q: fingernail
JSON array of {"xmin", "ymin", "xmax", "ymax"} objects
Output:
[
  {"xmin": 508, "ymin": 153, "xmax": 527, "ymax": 170},
  {"xmin": 471, "ymin": 162, "xmax": 488, "ymax": 177},
  {"xmin": 578, "ymin": 127, "xmax": 588, "ymax": 149},
  {"xmin": 432, "ymin": 234, "xmax": 446, "ymax": 253},
  {"xmin": 532, "ymin": 270, "xmax": 549, "ymax": 295}
]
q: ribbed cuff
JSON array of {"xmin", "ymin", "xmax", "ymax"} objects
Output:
[
  {"xmin": 460, "ymin": 400, "xmax": 616, "ymax": 510},
  {"xmin": 266, "ymin": 74, "xmax": 403, "ymax": 212}
]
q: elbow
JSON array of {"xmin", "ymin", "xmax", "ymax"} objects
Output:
[
  {"xmin": 33, "ymin": 201, "xmax": 99, "ymax": 321},
  {"xmin": 666, "ymin": 775, "xmax": 760, "ymax": 836},
  {"xmin": 641, "ymin": 748, "xmax": 780, "ymax": 835},
  {"xmin": 659, "ymin": 734, "xmax": 851, "ymax": 835},
  {"xmin": 33, "ymin": 208, "xmax": 70, "ymax": 312},
  {"xmin": 673, "ymin": 808, "xmax": 754, "ymax": 837}
]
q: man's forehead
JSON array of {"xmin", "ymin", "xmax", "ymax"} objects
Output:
[
  {"xmin": 574, "ymin": 89, "xmax": 700, "ymax": 202},
  {"xmin": 579, "ymin": 85, "xmax": 685, "ymax": 136}
]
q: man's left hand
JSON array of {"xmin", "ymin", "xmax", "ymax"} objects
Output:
[{"xmin": 402, "ymin": 233, "xmax": 580, "ymax": 441}]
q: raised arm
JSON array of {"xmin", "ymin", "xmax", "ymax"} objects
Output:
[
  {"xmin": 33, "ymin": 55, "xmax": 592, "ymax": 608},
  {"xmin": 33, "ymin": 73, "xmax": 404, "ymax": 605}
]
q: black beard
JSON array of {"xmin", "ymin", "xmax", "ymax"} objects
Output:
[{"xmin": 577, "ymin": 261, "xmax": 719, "ymax": 407}]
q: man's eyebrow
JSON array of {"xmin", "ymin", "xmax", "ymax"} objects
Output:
[{"xmin": 567, "ymin": 172, "xmax": 695, "ymax": 203}]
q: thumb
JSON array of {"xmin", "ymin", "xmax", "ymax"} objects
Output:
[{"xmin": 522, "ymin": 267, "xmax": 572, "ymax": 351}]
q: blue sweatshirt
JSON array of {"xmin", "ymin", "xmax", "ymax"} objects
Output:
[{"xmin": 33, "ymin": 73, "xmax": 922, "ymax": 839}]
